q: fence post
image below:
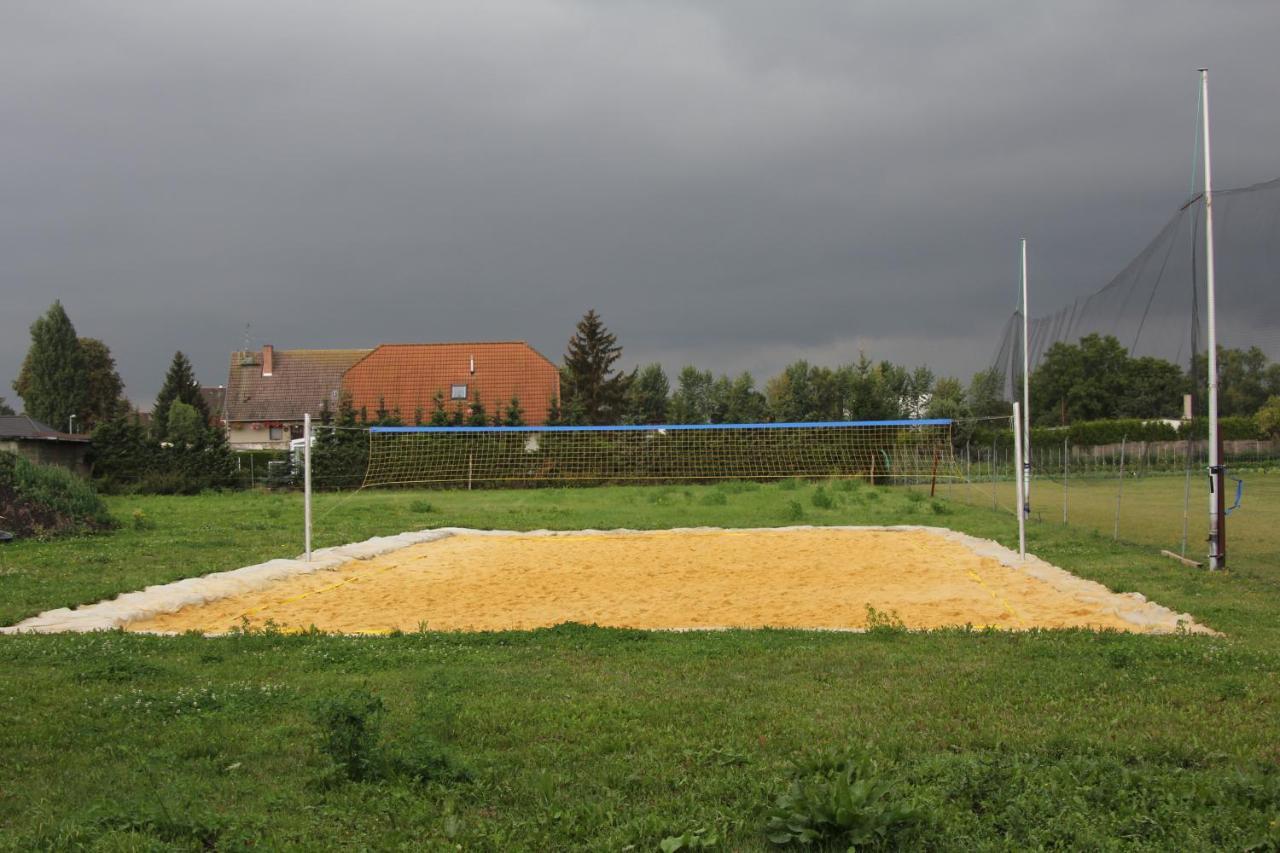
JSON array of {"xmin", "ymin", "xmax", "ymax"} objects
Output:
[
  {"xmin": 1113, "ymin": 435, "xmax": 1127, "ymax": 541},
  {"xmin": 991, "ymin": 438, "xmax": 998, "ymax": 511},
  {"xmin": 1063, "ymin": 437, "xmax": 1068, "ymax": 525}
]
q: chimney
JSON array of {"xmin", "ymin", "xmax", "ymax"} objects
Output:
[{"xmin": 262, "ymin": 344, "xmax": 274, "ymax": 377}]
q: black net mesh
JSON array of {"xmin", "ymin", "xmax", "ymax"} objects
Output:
[{"xmin": 993, "ymin": 177, "xmax": 1280, "ymax": 399}]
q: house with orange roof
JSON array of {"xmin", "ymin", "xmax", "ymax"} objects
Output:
[
  {"xmin": 343, "ymin": 342, "xmax": 560, "ymax": 428},
  {"xmin": 222, "ymin": 341, "xmax": 560, "ymax": 449}
]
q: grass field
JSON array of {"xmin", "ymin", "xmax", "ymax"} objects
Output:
[
  {"xmin": 939, "ymin": 471, "xmax": 1280, "ymax": 570},
  {"xmin": 2, "ymin": 481, "xmax": 1279, "ymax": 849}
]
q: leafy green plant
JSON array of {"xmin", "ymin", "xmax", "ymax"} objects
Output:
[
  {"xmin": 811, "ymin": 487, "xmax": 834, "ymax": 509},
  {"xmin": 310, "ymin": 689, "xmax": 386, "ymax": 783},
  {"xmin": 660, "ymin": 827, "xmax": 720, "ymax": 850},
  {"xmin": 130, "ymin": 508, "xmax": 155, "ymax": 530},
  {"xmin": 700, "ymin": 491, "xmax": 728, "ymax": 506},
  {"xmin": 310, "ymin": 689, "xmax": 468, "ymax": 786},
  {"xmin": 764, "ymin": 749, "xmax": 920, "ymax": 849},
  {"xmin": 409, "ymin": 499, "xmax": 436, "ymax": 513},
  {"xmin": 785, "ymin": 500, "xmax": 805, "ymax": 521},
  {"xmin": 777, "ymin": 478, "xmax": 800, "ymax": 491},
  {"xmin": 864, "ymin": 605, "xmax": 907, "ymax": 634}
]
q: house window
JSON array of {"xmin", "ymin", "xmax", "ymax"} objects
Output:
[
  {"xmin": 269, "ymin": 426, "xmax": 283, "ymax": 441},
  {"xmin": 451, "ymin": 384, "xmax": 468, "ymax": 400}
]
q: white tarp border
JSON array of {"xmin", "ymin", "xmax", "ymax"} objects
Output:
[{"xmin": 1, "ymin": 525, "xmax": 1216, "ymax": 635}]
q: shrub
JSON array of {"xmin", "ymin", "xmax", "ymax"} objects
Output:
[
  {"xmin": 1179, "ymin": 415, "xmax": 1261, "ymax": 441},
  {"xmin": 90, "ymin": 415, "xmax": 234, "ymax": 494},
  {"xmin": 1258, "ymin": 396, "xmax": 1280, "ymax": 439},
  {"xmin": 408, "ymin": 499, "xmax": 436, "ymax": 513},
  {"xmin": 311, "ymin": 690, "xmax": 387, "ymax": 783},
  {"xmin": 310, "ymin": 689, "xmax": 469, "ymax": 786},
  {"xmin": 811, "ymin": 487, "xmax": 834, "ymax": 509},
  {"xmin": 785, "ymin": 500, "xmax": 805, "ymax": 521},
  {"xmin": 0, "ymin": 451, "xmax": 115, "ymax": 538}
]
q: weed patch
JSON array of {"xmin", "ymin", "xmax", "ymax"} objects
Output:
[{"xmin": 765, "ymin": 748, "xmax": 921, "ymax": 849}]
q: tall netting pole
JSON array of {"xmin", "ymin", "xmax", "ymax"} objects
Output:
[
  {"xmin": 1012, "ymin": 403, "xmax": 1026, "ymax": 559},
  {"xmin": 1201, "ymin": 69, "xmax": 1226, "ymax": 570},
  {"xmin": 1021, "ymin": 238, "xmax": 1032, "ymax": 521}
]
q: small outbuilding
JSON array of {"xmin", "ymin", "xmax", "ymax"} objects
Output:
[{"xmin": 0, "ymin": 415, "xmax": 91, "ymax": 477}]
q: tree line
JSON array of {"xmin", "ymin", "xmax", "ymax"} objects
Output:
[
  {"xmin": 7, "ymin": 302, "xmax": 1280, "ymax": 494},
  {"xmin": 553, "ymin": 312, "xmax": 1280, "ymax": 437},
  {"xmin": 8, "ymin": 301, "xmax": 232, "ymax": 492}
]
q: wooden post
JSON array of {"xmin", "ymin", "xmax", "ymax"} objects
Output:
[{"xmin": 929, "ymin": 448, "xmax": 940, "ymax": 497}]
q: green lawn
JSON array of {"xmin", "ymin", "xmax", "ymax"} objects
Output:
[
  {"xmin": 2, "ymin": 482, "xmax": 1279, "ymax": 850},
  {"xmin": 941, "ymin": 470, "xmax": 1280, "ymax": 572}
]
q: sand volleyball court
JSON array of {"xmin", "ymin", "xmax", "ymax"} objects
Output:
[{"xmin": 103, "ymin": 526, "xmax": 1210, "ymax": 635}]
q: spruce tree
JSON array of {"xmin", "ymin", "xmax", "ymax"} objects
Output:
[
  {"xmin": 430, "ymin": 391, "xmax": 450, "ymax": 426},
  {"xmin": 503, "ymin": 396, "xmax": 525, "ymax": 426},
  {"xmin": 12, "ymin": 301, "xmax": 87, "ymax": 428},
  {"xmin": 467, "ymin": 390, "xmax": 488, "ymax": 426},
  {"xmin": 152, "ymin": 352, "xmax": 209, "ymax": 440},
  {"xmin": 0, "ymin": 396, "xmax": 13, "ymax": 416},
  {"xmin": 561, "ymin": 309, "xmax": 629, "ymax": 425}
]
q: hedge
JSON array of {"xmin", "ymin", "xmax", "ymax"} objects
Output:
[{"xmin": 970, "ymin": 416, "xmax": 1260, "ymax": 449}]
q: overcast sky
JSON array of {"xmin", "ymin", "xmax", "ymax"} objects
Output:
[{"xmin": 3, "ymin": 1, "xmax": 1278, "ymax": 409}]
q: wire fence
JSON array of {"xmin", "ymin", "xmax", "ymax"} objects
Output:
[{"xmin": 932, "ymin": 437, "xmax": 1280, "ymax": 569}]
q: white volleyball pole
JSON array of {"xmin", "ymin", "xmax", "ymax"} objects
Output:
[
  {"xmin": 1013, "ymin": 402, "xmax": 1026, "ymax": 559},
  {"xmin": 304, "ymin": 412, "xmax": 313, "ymax": 562}
]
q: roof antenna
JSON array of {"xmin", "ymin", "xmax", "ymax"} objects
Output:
[{"xmin": 242, "ymin": 322, "xmax": 252, "ymax": 353}]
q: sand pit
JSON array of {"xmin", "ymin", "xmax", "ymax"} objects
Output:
[{"xmin": 110, "ymin": 526, "xmax": 1210, "ymax": 635}]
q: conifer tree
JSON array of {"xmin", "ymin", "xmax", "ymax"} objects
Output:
[
  {"xmin": 0, "ymin": 396, "xmax": 13, "ymax": 416},
  {"xmin": 560, "ymin": 309, "xmax": 629, "ymax": 425},
  {"xmin": 152, "ymin": 352, "xmax": 209, "ymax": 440},
  {"xmin": 503, "ymin": 396, "xmax": 525, "ymax": 426},
  {"xmin": 430, "ymin": 391, "xmax": 450, "ymax": 426},
  {"xmin": 467, "ymin": 391, "xmax": 488, "ymax": 426},
  {"xmin": 12, "ymin": 301, "xmax": 87, "ymax": 428}
]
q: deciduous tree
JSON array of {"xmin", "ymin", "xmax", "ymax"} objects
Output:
[
  {"xmin": 624, "ymin": 363, "xmax": 669, "ymax": 424},
  {"xmin": 78, "ymin": 337, "xmax": 129, "ymax": 427}
]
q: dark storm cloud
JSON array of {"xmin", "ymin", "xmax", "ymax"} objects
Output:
[{"xmin": 2, "ymin": 1, "xmax": 1278, "ymax": 405}]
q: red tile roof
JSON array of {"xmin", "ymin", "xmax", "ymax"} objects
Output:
[
  {"xmin": 343, "ymin": 342, "xmax": 560, "ymax": 425},
  {"xmin": 224, "ymin": 349, "xmax": 371, "ymax": 423}
]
